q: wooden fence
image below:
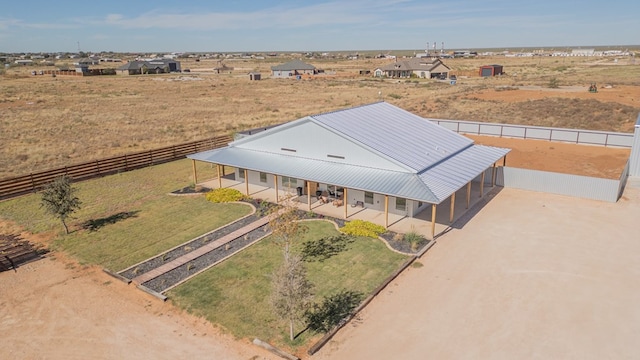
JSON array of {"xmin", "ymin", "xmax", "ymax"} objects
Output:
[{"xmin": 0, "ymin": 135, "xmax": 232, "ymax": 201}]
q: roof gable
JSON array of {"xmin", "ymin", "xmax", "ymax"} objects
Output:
[
  {"xmin": 232, "ymin": 118, "xmax": 409, "ymax": 172},
  {"xmin": 311, "ymin": 102, "xmax": 473, "ymax": 172}
]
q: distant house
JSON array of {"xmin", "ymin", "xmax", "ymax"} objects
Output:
[
  {"xmin": 375, "ymin": 58, "xmax": 450, "ymax": 79},
  {"xmin": 116, "ymin": 61, "xmax": 148, "ymax": 75},
  {"xmin": 271, "ymin": 59, "xmax": 317, "ymax": 78},
  {"xmin": 14, "ymin": 59, "xmax": 33, "ymax": 65},
  {"xmin": 115, "ymin": 59, "xmax": 181, "ymax": 75}
]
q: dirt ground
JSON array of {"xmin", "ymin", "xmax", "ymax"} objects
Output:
[
  {"xmin": 315, "ymin": 185, "xmax": 640, "ymax": 359},
  {"xmin": 465, "ymin": 135, "xmax": 631, "ymax": 179},
  {"xmin": 0, "ymin": 249, "xmax": 276, "ymax": 360}
]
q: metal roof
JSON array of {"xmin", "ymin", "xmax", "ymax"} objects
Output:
[
  {"xmin": 189, "ymin": 147, "xmax": 440, "ymax": 202},
  {"xmin": 270, "ymin": 59, "xmax": 316, "ymax": 71},
  {"xmin": 312, "ymin": 102, "xmax": 473, "ymax": 172},
  {"xmin": 188, "ymin": 102, "xmax": 511, "ymax": 204}
]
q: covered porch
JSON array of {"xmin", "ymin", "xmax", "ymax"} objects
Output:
[{"xmin": 198, "ymin": 168, "xmax": 497, "ymax": 239}]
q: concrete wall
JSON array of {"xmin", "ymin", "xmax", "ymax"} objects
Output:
[
  {"xmin": 629, "ymin": 113, "xmax": 640, "ymax": 177},
  {"xmin": 496, "ymin": 167, "xmax": 622, "ymax": 202}
]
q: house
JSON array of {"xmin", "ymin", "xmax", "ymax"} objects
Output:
[
  {"xmin": 271, "ymin": 59, "xmax": 317, "ymax": 78},
  {"xmin": 188, "ymin": 102, "xmax": 510, "ymax": 238},
  {"xmin": 115, "ymin": 59, "xmax": 181, "ymax": 75},
  {"xmin": 116, "ymin": 61, "xmax": 148, "ymax": 75},
  {"xmin": 375, "ymin": 58, "xmax": 450, "ymax": 79}
]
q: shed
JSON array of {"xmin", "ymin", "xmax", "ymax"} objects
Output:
[
  {"xmin": 480, "ymin": 65, "xmax": 504, "ymax": 77},
  {"xmin": 249, "ymin": 72, "xmax": 261, "ymax": 81}
]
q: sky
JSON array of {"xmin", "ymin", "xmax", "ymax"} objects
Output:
[{"xmin": 1, "ymin": 0, "xmax": 638, "ymax": 53}]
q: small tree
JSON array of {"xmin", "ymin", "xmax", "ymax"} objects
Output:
[
  {"xmin": 268, "ymin": 195, "xmax": 312, "ymax": 340},
  {"xmin": 271, "ymin": 254, "xmax": 314, "ymax": 341},
  {"xmin": 41, "ymin": 175, "xmax": 81, "ymax": 234}
]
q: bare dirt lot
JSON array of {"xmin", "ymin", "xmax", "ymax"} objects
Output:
[
  {"xmin": 465, "ymin": 135, "xmax": 630, "ymax": 179},
  {"xmin": 315, "ymin": 185, "xmax": 640, "ymax": 359},
  {"xmin": 0, "ymin": 249, "xmax": 276, "ymax": 360},
  {"xmin": 1, "ymin": 55, "xmax": 639, "ymax": 178}
]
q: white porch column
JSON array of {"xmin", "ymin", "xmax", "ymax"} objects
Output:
[
  {"xmin": 491, "ymin": 163, "xmax": 497, "ymax": 187},
  {"xmin": 307, "ymin": 181, "xmax": 311, "ymax": 211},
  {"xmin": 480, "ymin": 171, "xmax": 485, "ymax": 198}
]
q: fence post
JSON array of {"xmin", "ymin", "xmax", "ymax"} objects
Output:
[
  {"xmin": 124, "ymin": 154, "xmax": 128, "ymax": 170},
  {"xmin": 524, "ymin": 127, "xmax": 527, "ymax": 140},
  {"xmin": 96, "ymin": 160, "xmax": 101, "ymax": 175},
  {"xmin": 605, "ymin": 134, "xmax": 609, "ymax": 147},
  {"xmin": 149, "ymin": 150, "xmax": 153, "ymax": 165},
  {"xmin": 30, "ymin": 173, "xmax": 36, "ymax": 193}
]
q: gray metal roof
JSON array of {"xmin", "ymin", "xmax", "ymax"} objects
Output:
[
  {"xmin": 189, "ymin": 147, "xmax": 440, "ymax": 202},
  {"xmin": 189, "ymin": 102, "xmax": 511, "ymax": 204},
  {"xmin": 312, "ymin": 102, "xmax": 473, "ymax": 172},
  {"xmin": 271, "ymin": 59, "xmax": 316, "ymax": 71}
]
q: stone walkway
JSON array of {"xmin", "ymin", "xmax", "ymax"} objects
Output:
[{"xmin": 132, "ymin": 215, "xmax": 272, "ymax": 285}]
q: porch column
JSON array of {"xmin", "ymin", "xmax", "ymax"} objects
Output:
[
  {"xmin": 449, "ymin": 192, "xmax": 456, "ymax": 223},
  {"xmin": 491, "ymin": 163, "xmax": 497, "ymax": 187},
  {"xmin": 192, "ymin": 159, "xmax": 198, "ymax": 185},
  {"xmin": 384, "ymin": 195, "xmax": 389, "ymax": 228},
  {"xmin": 503, "ymin": 155, "xmax": 507, "ymax": 166},
  {"xmin": 216, "ymin": 164, "xmax": 221, "ymax": 189},
  {"xmin": 244, "ymin": 169, "xmax": 249, "ymax": 196},
  {"xmin": 480, "ymin": 171, "xmax": 485, "ymax": 198},
  {"xmin": 307, "ymin": 181, "xmax": 311, "ymax": 211},
  {"xmin": 274, "ymin": 175, "xmax": 279, "ymax": 203},
  {"xmin": 431, "ymin": 204, "xmax": 437, "ymax": 240},
  {"xmin": 343, "ymin": 188, "xmax": 348, "ymax": 219},
  {"xmin": 466, "ymin": 181, "xmax": 471, "ymax": 209},
  {"xmin": 222, "ymin": 165, "xmax": 225, "ymax": 176}
]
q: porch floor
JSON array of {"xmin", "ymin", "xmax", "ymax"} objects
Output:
[{"xmin": 200, "ymin": 177, "xmax": 496, "ymax": 239}]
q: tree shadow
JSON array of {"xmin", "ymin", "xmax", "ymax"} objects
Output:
[
  {"xmin": 301, "ymin": 234, "xmax": 354, "ymax": 262},
  {"xmin": 304, "ymin": 289, "xmax": 364, "ymax": 334},
  {"xmin": 82, "ymin": 211, "xmax": 140, "ymax": 232}
]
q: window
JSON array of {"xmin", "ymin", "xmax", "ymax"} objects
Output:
[
  {"xmin": 238, "ymin": 168, "xmax": 245, "ymax": 179},
  {"xmin": 395, "ymin": 197, "xmax": 406, "ymax": 211},
  {"xmin": 259, "ymin": 172, "xmax": 267, "ymax": 183},
  {"xmin": 364, "ymin": 191, "xmax": 374, "ymax": 205},
  {"xmin": 418, "ymin": 201, "xmax": 423, "ymax": 208},
  {"xmin": 281, "ymin": 176, "xmax": 297, "ymax": 188}
]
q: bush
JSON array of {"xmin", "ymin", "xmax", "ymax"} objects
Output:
[
  {"xmin": 205, "ymin": 188, "xmax": 246, "ymax": 203},
  {"xmin": 340, "ymin": 220, "xmax": 385, "ymax": 238},
  {"xmin": 404, "ymin": 230, "xmax": 425, "ymax": 251}
]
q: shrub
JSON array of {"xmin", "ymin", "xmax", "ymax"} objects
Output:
[
  {"xmin": 404, "ymin": 230, "xmax": 425, "ymax": 251},
  {"xmin": 340, "ymin": 220, "xmax": 385, "ymax": 239},
  {"xmin": 205, "ymin": 188, "xmax": 245, "ymax": 203}
]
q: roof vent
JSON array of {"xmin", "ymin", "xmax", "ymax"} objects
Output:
[
  {"xmin": 327, "ymin": 154, "xmax": 345, "ymax": 160},
  {"xmin": 281, "ymin": 148, "xmax": 297, "ymax": 152}
]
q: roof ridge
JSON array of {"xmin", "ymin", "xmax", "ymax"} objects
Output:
[{"xmin": 309, "ymin": 101, "xmax": 385, "ymax": 118}]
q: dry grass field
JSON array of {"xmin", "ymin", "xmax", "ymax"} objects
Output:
[{"xmin": 1, "ymin": 54, "xmax": 639, "ymax": 179}]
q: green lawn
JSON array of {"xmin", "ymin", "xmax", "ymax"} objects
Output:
[
  {"xmin": 168, "ymin": 220, "xmax": 408, "ymax": 349},
  {"xmin": 0, "ymin": 159, "xmax": 250, "ymax": 271}
]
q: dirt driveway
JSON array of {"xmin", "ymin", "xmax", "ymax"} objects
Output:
[
  {"xmin": 314, "ymin": 185, "xmax": 640, "ymax": 359},
  {"xmin": 0, "ymin": 252, "xmax": 275, "ymax": 360}
]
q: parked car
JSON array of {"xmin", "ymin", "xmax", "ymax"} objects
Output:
[{"xmin": 449, "ymin": 75, "xmax": 457, "ymax": 80}]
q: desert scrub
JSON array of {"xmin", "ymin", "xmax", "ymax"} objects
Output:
[
  {"xmin": 340, "ymin": 220, "xmax": 385, "ymax": 239},
  {"xmin": 205, "ymin": 188, "xmax": 246, "ymax": 203},
  {"xmin": 404, "ymin": 230, "xmax": 426, "ymax": 251}
]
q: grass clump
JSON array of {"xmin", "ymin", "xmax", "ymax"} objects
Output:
[
  {"xmin": 205, "ymin": 188, "xmax": 246, "ymax": 203},
  {"xmin": 340, "ymin": 219, "xmax": 385, "ymax": 239},
  {"xmin": 404, "ymin": 230, "xmax": 426, "ymax": 251}
]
